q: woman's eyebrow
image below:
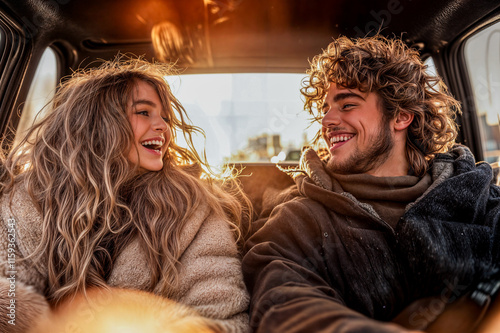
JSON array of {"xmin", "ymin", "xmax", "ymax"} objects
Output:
[{"xmin": 131, "ymin": 99, "xmax": 157, "ymax": 107}]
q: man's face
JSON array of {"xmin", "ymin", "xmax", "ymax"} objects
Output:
[{"xmin": 321, "ymin": 84, "xmax": 395, "ymax": 175}]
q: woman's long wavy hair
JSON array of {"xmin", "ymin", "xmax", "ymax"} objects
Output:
[
  {"xmin": 0, "ymin": 57, "xmax": 249, "ymax": 304},
  {"xmin": 301, "ymin": 35, "xmax": 461, "ymax": 176}
]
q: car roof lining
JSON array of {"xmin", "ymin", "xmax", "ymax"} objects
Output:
[{"xmin": 2, "ymin": 0, "xmax": 500, "ymax": 74}]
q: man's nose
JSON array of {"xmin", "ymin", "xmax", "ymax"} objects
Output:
[{"xmin": 321, "ymin": 108, "xmax": 341, "ymax": 128}]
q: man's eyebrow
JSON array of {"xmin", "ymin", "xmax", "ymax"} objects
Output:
[
  {"xmin": 333, "ymin": 92, "xmax": 365, "ymax": 102},
  {"xmin": 131, "ymin": 99, "xmax": 157, "ymax": 107}
]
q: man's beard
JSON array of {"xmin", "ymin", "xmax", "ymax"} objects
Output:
[{"xmin": 326, "ymin": 119, "xmax": 394, "ymax": 175}]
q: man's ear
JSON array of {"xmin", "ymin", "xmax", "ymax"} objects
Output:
[{"xmin": 393, "ymin": 110, "xmax": 414, "ymax": 131}]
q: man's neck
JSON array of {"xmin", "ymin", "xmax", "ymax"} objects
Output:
[
  {"xmin": 365, "ymin": 139, "xmax": 410, "ymax": 177},
  {"xmin": 365, "ymin": 155, "xmax": 410, "ymax": 177}
]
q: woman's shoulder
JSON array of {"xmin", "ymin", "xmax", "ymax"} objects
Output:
[
  {"xmin": 0, "ymin": 185, "xmax": 43, "ymax": 252},
  {"xmin": 181, "ymin": 197, "xmax": 240, "ymax": 259},
  {"xmin": 1, "ymin": 185, "xmax": 40, "ymax": 217}
]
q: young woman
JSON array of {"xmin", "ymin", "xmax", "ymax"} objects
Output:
[{"xmin": 0, "ymin": 58, "xmax": 249, "ymax": 332}]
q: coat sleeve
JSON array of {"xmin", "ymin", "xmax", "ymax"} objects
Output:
[
  {"xmin": 242, "ymin": 200, "xmax": 419, "ymax": 333},
  {"xmin": 173, "ymin": 211, "xmax": 250, "ymax": 333},
  {"xmin": 0, "ymin": 193, "xmax": 50, "ymax": 333}
]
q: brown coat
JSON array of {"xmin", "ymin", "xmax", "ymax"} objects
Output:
[
  {"xmin": 0, "ymin": 188, "xmax": 249, "ymax": 333},
  {"xmin": 243, "ymin": 146, "xmax": 500, "ymax": 332}
]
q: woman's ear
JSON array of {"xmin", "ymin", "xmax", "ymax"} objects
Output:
[{"xmin": 393, "ymin": 110, "xmax": 414, "ymax": 131}]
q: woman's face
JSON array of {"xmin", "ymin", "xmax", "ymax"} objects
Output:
[{"xmin": 126, "ymin": 80, "xmax": 172, "ymax": 171}]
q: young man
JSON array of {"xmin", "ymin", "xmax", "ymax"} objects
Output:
[{"xmin": 242, "ymin": 36, "xmax": 500, "ymax": 332}]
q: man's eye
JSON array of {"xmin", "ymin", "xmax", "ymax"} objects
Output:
[{"xmin": 342, "ymin": 103, "xmax": 356, "ymax": 110}]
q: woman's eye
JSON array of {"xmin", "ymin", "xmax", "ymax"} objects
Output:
[
  {"xmin": 137, "ymin": 110, "xmax": 149, "ymax": 116},
  {"xmin": 162, "ymin": 117, "xmax": 170, "ymax": 123}
]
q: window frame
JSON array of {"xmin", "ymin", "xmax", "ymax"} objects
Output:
[
  {"xmin": 462, "ymin": 20, "xmax": 500, "ymax": 164},
  {"xmin": 436, "ymin": 12, "xmax": 500, "ymax": 162},
  {"xmin": 0, "ymin": 4, "xmax": 33, "ymax": 139},
  {"xmin": 0, "ymin": 4, "xmax": 68, "ymax": 149}
]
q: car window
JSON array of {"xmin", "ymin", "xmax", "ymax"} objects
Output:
[
  {"xmin": 14, "ymin": 47, "xmax": 58, "ymax": 146},
  {"xmin": 167, "ymin": 73, "xmax": 319, "ymax": 168},
  {"xmin": 464, "ymin": 20, "xmax": 500, "ymax": 164},
  {"xmin": 423, "ymin": 56, "xmax": 442, "ymax": 92},
  {"xmin": 424, "ymin": 57, "xmax": 438, "ymax": 76}
]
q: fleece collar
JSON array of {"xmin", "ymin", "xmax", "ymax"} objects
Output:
[
  {"xmin": 396, "ymin": 145, "xmax": 499, "ymax": 287},
  {"xmin": 293, "ymin": 145, "xmax": 490, "ymax": 221},
  {"xmin": 293, "ymin": 148, "xmax": 387, "ymax": 224},
  {"xmin": 297, "ymin": 144, "xmax": 480, "ymax": 192},
  {"xmin": 297, "ymin": 148, "xmax": 332, "ymax": 191}
]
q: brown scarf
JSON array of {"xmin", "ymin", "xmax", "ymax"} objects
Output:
[{"xmin": 331, "ymin": 173, "xmax": 432, "ymax": 228}]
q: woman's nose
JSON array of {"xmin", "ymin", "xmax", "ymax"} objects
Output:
[{"xmin": 153, "ymin": 116, "xmax": 168, "ymax": 132}]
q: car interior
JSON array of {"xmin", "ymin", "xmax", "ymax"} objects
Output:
[
  {"xmin": 0, "ymin": 0, "xmax": 499, "ymax": 211},
  {"xmin": 1, "ymin": 0, "xmax": 500, "ymax": 331}
]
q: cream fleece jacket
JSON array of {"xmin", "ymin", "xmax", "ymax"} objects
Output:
[{"xmin": 0, "ymin": 188, "xmax": 249, "ymax": 333}]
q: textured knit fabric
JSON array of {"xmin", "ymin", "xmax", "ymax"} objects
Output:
[
  {"xmin": 243, "ymin": 145, "xmax": 500, "ymax": 333},
  {"xmin": 0, "ymin": 188, "xmax": 249, "ymax": 333},
  {"xmin": 331, "ymin": 173, "xmax": 431, "ymax": 228}
]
